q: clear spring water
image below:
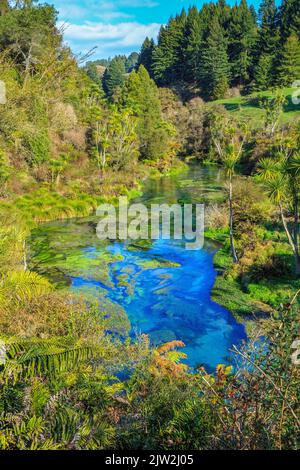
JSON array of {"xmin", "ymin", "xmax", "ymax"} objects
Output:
[{"xmin": 29, "ymin": 165, "xmax": 247, "ymax": 372}]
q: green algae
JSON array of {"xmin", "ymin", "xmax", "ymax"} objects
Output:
[{"xmin": 136, "ymin": 258, "xmax": 181, "ymax": 269}]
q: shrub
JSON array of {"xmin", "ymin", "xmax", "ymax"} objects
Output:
[{"xmin": 25, "ymin": 130, "xmax": 51, "ymax": 166}]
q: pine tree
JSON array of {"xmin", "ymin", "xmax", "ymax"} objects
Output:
[
  {"xmin": 137, "ymin": 37, "xmax": 155, "ymax": 77},
  {"xmin": 125, "ymin": 52, "xmax": 139, "ymax": 72},
  {"xmin": 182, "ymin": 7, "xmax": 203, "ymax": 83},
  {"xmin": 102, "ymin": 57, "xmax": 126, "ymax": 99},
  {"xmin": 279, "ymin": 0, "xmax": 300, "ymax": 41},
  {"xmin": 249, "ymin": 5, "xmax": 258, "ymax": 23},
  {"xmin": 152, "ymin": 10, "xmax": 187, "ymax": 85},
  {"xmin": 228, "ymin": 0, "xmax": 257, "ymax": 86},
  {"xmin": 173, "ymin": 9, "xmax": 187, "ymax": 81},
  {"xmin": 215, "ymin": 0, "xmax": 231, "ymax": 30},
  {"xmin": 253, "ymin": 0, "xmax": 280, "ymax": 87},
  {"xmin": 198, "ymin": 18, "xmax": 230, "ymax": 100},
  {"xmin": 198, "ymin": 3, "xmax": 215, "ymax": 41},
  {"xmin": 257, "ymin": 0, "xmax": 280, "ymax": 57},
  {"xmin": 254, "ymin": 54, "xmax": 273, "ymax": 90},
  {"xmin": 277, "ymin": 33, "xmax": 300, "ymax": 86}
]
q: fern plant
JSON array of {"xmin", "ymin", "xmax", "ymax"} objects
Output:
[
  {"xmin": 0, "ymin": 271, "xmax": 52, "ymax": 304},
  {"xmin": 0, "ymin": 336, "xmax": 96, "ymax": 381}
]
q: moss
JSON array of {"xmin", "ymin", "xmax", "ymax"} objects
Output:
[
  {"xmin": 136, "ymin": 258, "xmax": 181, "ymax": 269},
  {"xmin": 211, "ymin": 275, "xmax": 258, "ymax": 320},
  {"xmin": 247, "ymin": 279, "xmax": 300, "ymax": 308},
  {"xmin": 208, "ymin": 226, "xmax": 300, "ymax": 322},
  {"xmin": 206, "ymin": 228, "xmax": 273, "ymax": 321},
  {"xmin": 127, "ymin": 240, "xmax": 153, "ymax": 251}
]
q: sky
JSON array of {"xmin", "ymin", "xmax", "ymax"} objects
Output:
[{"xmin": 49, "ymin": 0, "xmax": 270, "ymax": 60}]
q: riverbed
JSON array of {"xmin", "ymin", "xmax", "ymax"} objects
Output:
[{"xmin": 29, "ymin": 165, "xmax": 247, "ymax": 371}]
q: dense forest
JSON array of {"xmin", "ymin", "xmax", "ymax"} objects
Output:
[
  {"xmin": 88, "ymin": 0, "xmax": 300, "ymax": 100},
  {"xmin": 0, "ymin": 0, "xmax": 299, "ymax": 451}
]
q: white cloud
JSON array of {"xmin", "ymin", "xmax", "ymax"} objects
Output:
[
  {"xmin": 62, "ymin": 21, "xmax": 160, "ymax": 44},
  {"xmin": 59, "ymin": 20, "xmax": 160, "ymax": 59},
  {"xmin": 53, "ymin": 1, "xmax": 161, "ymax": 60}
]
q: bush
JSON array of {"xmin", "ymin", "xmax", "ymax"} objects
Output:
[{"xmin": 25, "ymin": 130, "xmax": 51, "ymax": 166}]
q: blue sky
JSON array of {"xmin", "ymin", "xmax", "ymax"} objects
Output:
[{"xmin": 50, "ymin": 0, "xmax": 269, "ymax": 60}]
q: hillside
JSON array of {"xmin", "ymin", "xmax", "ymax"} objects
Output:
[{"xmin": 210, "ymin": 87, "xmax": 300, "ymax": 126}]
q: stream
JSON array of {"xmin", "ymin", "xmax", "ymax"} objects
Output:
[{"xmin": 29, "ymin": 165, "xmax": 247, "ymax": 371}]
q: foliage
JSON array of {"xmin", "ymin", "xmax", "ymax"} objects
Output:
[
  {"xmin": 256, "ymin": 122, "xmax": 300, "ymax": 274},
  {"xmin": 198, "ymin": 17, "xmax": 230, "ymax": 100},
  {"xmin": 119, "ymin": 66, "xmax": 178, "ymax": 167},
  {"xmin": 136, "ymin": 37, "xmax": 154, "ymax": 77},
  {"xmin": 152, "ymin": 10, "xmax": 186, "ymax": 85},
  {"xmin": 276, "ymin": 33, "xmax": 300, "ymax": 86},
  {"xmin": 102, "ymin": 56, "xmax": 126, "ymax": 99},
  {"xmin": 138, "ymin": 0, "xmax": 298, "ymax": 97}
]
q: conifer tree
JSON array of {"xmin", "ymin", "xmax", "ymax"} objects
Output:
[
  {"xmin": 198, "ymin": 18, "xmax": 230, "ymax": 99},
  {"xmin": 277, "ymin": 33, "xmax": 300, "ymax": 86},
  {"xmin": 138, "ymin": 0, "xmax": 300, "ymax": 94},
  {"xmin": 254, "ymin": 54, "xmax": 273, "ymax": 90},
  {"xmin": 182, "ymin": 7, "xmax": 203, "ymax": 83},
  {"xmin": 125, "ymin": 52, "xmax": 139, "ymax": 72},
  {"xmin": 152, "ymin": 11, "xmax": 187, "ymax": 85},
  {"xmin": 102, "ymin": 57, "xmax": 126, "ymax": 99},
  {"xmin": 253, "ymin": 0, "xmax": 280, "ymax": 87},
  {"xmin": 257, "ymin": 0, "xmax": 280, "ymax": 57},
  {"xmin": 174, "ymin": 9, "xmax": 187, "ymax": 81},
  {"xmin": 215, "ymin": 0, "xmax": 231, "ymax": 30},
  {"xmin": 279, "ymin": 0, "xmax": 300, "ymax": 41},
  {"xmin": 137, "ymin": 37, "xmax": 155, "ymax": 77},
  {"xmin": 228, "ymin": 0, "xmax": 257, "ymax": 85}
]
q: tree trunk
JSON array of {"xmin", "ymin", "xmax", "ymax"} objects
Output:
[
  {"xmin": 23, "ymin": 44, "xmax": 33, "ymax": 90},
  {"xmin": 279, "ymin": 203, "xmax": 300, "ymax": 276},
  {"xmin": 293, "ymin": 197, "xmax": 300, "ymax": 276},
  {"xmin": 229, "ymin": 178, "xmax": 238, "ymax": 264},
  {"xmin": 293, "ymin": 195, "xmax": 299, "ymax": 249}
]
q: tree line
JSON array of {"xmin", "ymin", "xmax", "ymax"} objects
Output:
[{"xmin": 136, "ymin": 0, "xmax": 300, "ymax": 99}]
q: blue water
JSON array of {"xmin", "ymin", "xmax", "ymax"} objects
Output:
[
  {"xmin": 72, "ymin": 238, "xmax": 246, "ymax": 371},
  {"xmin": 30, "ymin": 165, "xmax": 247, "ymax": 372}
]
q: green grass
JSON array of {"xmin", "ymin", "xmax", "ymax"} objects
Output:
[
  {"xmin": 210, "ymin": 244, "xmax": 269, "ymax": 321},
  {"xmin": 208, "ymin": 87, "xmax": 300, "ymax": 127},
  {"xmin": 208, "ymin": 233, "xmax": 300, "ymax": 323}
]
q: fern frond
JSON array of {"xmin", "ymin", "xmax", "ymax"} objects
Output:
[
  {"xmin": 157, "ymin": 341, "xmax": 185, "ymax": 355},
  {"xmin": 0, "ymin": 270, "xmax": 52, "ymax": 303},
  {"xmin": 1, "ymin": 337, "xmax": 97, "ymax": 380}
]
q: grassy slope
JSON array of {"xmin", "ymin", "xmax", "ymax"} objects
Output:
[
  {"xmin": 205, "ymin": 229, "xmax": 273, "ymax": 324},
  {"xmin": 204, "ymin": 88, "xmax": 300, "ymax": 322},
  {"xmin": 208, "ymin": 87, "xmax": 300, "ymax": 126},
  {"xmin": 206, "ymin": 227, "xmax": 300, "ymax": 326}
]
